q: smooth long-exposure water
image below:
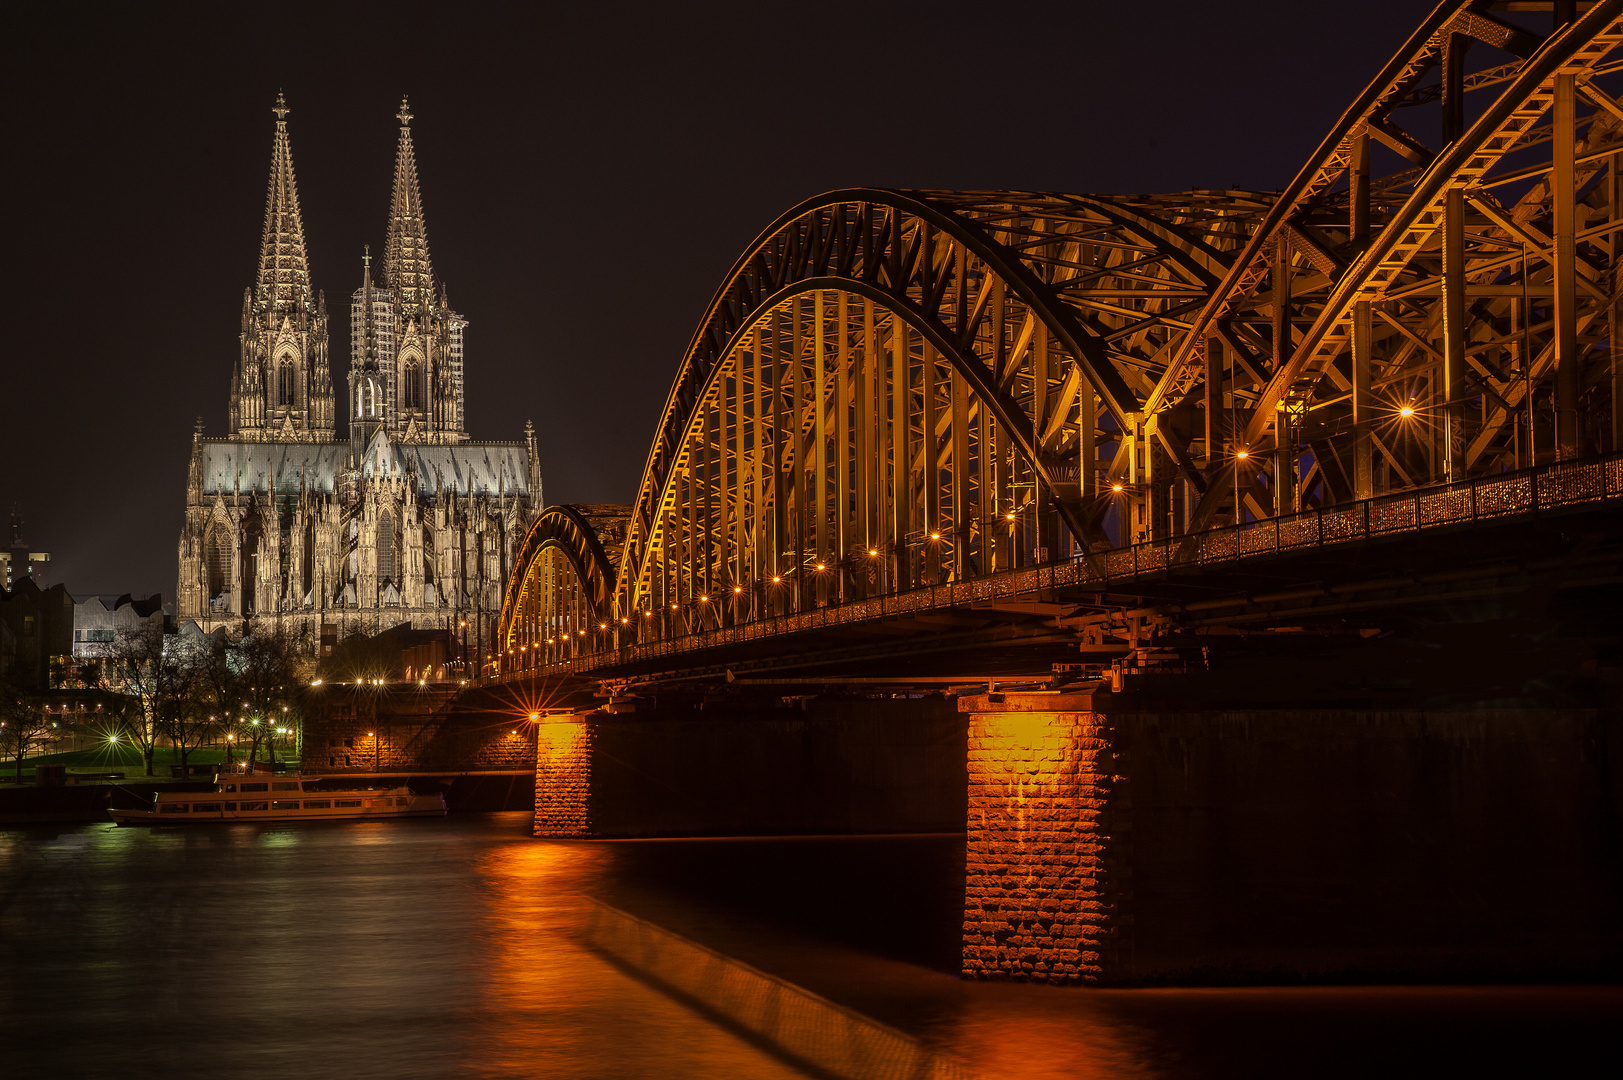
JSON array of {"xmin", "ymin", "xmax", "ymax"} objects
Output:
[{"xmin": 1, "ymin": 814, "xmax": 1616, "ymax": 1079}]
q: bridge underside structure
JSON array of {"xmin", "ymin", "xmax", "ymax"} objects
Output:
[{"xmin": 490, "ymin": 2, "xmax": 1623, "ymax": 985}]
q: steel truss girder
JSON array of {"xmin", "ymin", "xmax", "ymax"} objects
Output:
[
  {"xmin": 496, "ymin": 0, "xmax": 1623, "ymax": 675},
  {"xmin": 496, "ymin": 504, "xmax": 620, "ymax": 657},
  {"xmin": 619, "ymin": 189, "xmax": 1271, "ymax": 616}
]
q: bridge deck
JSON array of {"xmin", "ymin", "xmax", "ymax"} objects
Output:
[{"xmin": 495, "ymin": 452, "xmax": 1623, "ymax": 688}]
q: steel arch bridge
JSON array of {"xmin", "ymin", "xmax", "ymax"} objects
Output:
[{"xmin": 498, "ymin": 0, "xmax": 1623, "ymax": 677}]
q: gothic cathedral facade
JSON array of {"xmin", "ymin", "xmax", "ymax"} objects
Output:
[{"xmin": 177, "ymin": 96, "xmax": 539, "ymax": 656}]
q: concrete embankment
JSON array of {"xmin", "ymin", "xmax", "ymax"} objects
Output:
[{"xmin": 584, "ymin": 898, "xmax": 972, "ymax": 1080}]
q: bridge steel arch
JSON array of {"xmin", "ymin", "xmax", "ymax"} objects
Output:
[
  {"xmin": 1144, "ymin": 0, "xmax": 1623, "ymax": 530},
  {"xmin": 496, "ymin": 504, "xmax": 623, "ymax": 665},
  {"xmin": 498, "ymin": 0, "xmax": 1623, "ymax": 673},
  {"xmin": 609, "ymin": 187, "xmax": 1277, "ymax": 638}
]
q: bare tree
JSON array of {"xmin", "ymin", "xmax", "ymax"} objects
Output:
[
  {"xmin": 198, "ymin": 621, "xmax": 313, "ymax": 772},
  {"xmin": 156, "ymin": 644, "xmax": 218, "ymax": 775},
  {"xmin": 96, "ymin": 625, "xmax": 182, "ymax": 777},
  {"xmin": 0, "ymin": 677, "xmax": 49, "ymax": 783}
]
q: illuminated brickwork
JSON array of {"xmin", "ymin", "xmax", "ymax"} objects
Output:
[
  {"xmin": 302, "ymin": 687, "xmax": 535, "ymax": 772},
  {"xmin": 961, "ymin": 690, "xmax": 1126, "ymax": 984},
  {"xmin": 533, "ymin": 716, "xmax": 592, "ymax": 837}
]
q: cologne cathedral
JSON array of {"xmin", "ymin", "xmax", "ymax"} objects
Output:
[{"xmin": 176, "ymin": 96, "xmax": 539, "ymax": 653}]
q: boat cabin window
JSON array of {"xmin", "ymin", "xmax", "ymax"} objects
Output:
[
  {"xmin": 158, "ymin": 804, "xmax": 188, "ymax": 813},
  {"xmin": 303, "ymin": 800, "xmax": 331, "ymax": 809},
  {"xmin": 241, "ymin": 783, "xmax": 268, "ymax": 792},
  {"xmin": 270, "ymin": 800, "xmax": 300, "ymax": 810},
  {"xmin": 335, "ymin": 799, "xmax": 362, "ymax": 808},
  {"xmin": 223, "ymin": 802, "xmax": 238, "ymax": 811},
  {"xmin": 193, "ymin": 803, "xmax": 222, "ymax": 812},
  {"xmin": 272, "ymin": 782, "xmax": 299, "ymax": 791},
  {"xmin": 239, "ymin": 802, "xmax": 267, "ymax": 811}
]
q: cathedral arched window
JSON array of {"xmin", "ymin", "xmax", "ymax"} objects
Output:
[
  {"xmin": 377, "ymin": 509, "xmax": 397, "ymax": 583},
  {"xmin": 404, "ymin": 360, "xmax": 424, "ymax": 410},
  {"xmin": 302, "ymin": 519, "xmax": 316, "ymax": 600},
  {"xmin": 241, "ymin": 515, "xmax": 264, "ymax": 613},
  {"xmin": 278, "ymin": 356, "xmax": 295, "ymax": 406},
  {"xmin": 205, "ymin": 525, "xmax": 230, "ymax": 602}
]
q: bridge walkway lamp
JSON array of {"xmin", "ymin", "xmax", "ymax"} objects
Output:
[{"xmin": 1233, "ymin": 448, "xmax": 1251, "ymax": 526}]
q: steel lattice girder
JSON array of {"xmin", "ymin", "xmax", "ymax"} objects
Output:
[
  {"xmin": 499, "ymin": 0, "xmax": 1623, "ymax": 669},
  {"xmin": 497, "ymin": 504, "xmax": 625, "ymax": 658},
  {"xmin": 615, "ymin": 188, "xmax": 1275, "ymax": 616}
]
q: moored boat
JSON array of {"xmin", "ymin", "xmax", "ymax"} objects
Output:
[{"xmin": 109, "ymin": 775, "xmax": 445, "ymax": 825}]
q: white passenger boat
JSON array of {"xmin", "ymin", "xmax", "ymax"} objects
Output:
[{"xmin": 109, "ymin": 775, "xmax": 445, "ymax": 825}]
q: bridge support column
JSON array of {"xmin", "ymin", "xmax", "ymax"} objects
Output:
[
  {"xmin": 962, "ymin": 690, "xmax": 1623, "ymax": 984},
  {"xmin": 960, "ymin": 689, "xmax": 1128, "ymax": 984},
  {"xmin": 533, "ymin": 713, "xmax": 593, "ymax": 837},
  {"xmin": 530, "ymin": 697, "xmax": 966, "ymax": 839}
]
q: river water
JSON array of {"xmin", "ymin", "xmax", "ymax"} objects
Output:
[{"xmin": 1, "ymin": 814, "xmax": 1616, "ymax": 1079}]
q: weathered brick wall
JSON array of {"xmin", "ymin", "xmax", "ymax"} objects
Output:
[
  {"xmin": 534, "ymin": 717, "xmax": 592, "ymax": 837},
  {"xmin": 301, "ymin": 687, "xmax": 535, "ymax": 773},
  {"xmin": 961, "ymin": 690, "xmax": 1125, "ymax": 984}
]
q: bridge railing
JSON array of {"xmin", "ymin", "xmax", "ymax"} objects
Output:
[{"xmin": 501, "ymin": 452, "xmax": 1623, "ymax": 680}]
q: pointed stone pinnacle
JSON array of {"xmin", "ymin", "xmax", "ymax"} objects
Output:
[
  {"xmin": 256, "ymin": 100, "xmax": 312, "ymax": 311},
  {"xmin": 382, "ymin": 102, "xmax": 433, "ymax": 306}
]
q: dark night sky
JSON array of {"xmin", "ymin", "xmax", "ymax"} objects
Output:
[{"xmin": 2, "ymin": 0, "xmax": 1429, "ymax": 599}]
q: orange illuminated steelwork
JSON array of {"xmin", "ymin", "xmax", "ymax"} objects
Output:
[{"xmin": 492, "ymin": 3, "xmax": 1623, "ymax": 677}]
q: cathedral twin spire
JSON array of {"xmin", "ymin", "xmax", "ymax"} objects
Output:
[
  {"xmin": 383, "ymin": 97, "xmax": 435, "ymax": 309},
  {"xmin": 255, "ymin": 92, "xmax": 313, "ymax": 314},
  {"xmin": 230, "ymin": 92, "xmax": 331, "ymax": 441},
  {"xmin": 230, "ymin": 93, "xmax": 465, "ymax": 445}
]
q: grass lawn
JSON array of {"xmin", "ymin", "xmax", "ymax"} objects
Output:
[{"xmin": 2, "ymin": 743, "xmax": 299, "ymax": 780}]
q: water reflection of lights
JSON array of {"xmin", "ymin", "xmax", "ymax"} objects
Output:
[{"xmin": 474, "ymin": 844, "xmax": 808, "ymax": 1077}]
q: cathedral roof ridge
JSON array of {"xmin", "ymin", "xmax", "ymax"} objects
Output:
[{"xmin": 255, "ymin": 93, "xmax": 313, "ymax": 314}]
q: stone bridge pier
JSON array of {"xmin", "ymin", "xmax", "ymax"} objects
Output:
[
  {"xmin": 531, "ymin": 695, "xmax": 968, "ymax": 839},
  {"xmin": 958, "ymin": 690, "xmax": 1623, "ymax": 984},
  {"xmin": 527, "ymin": 685, "xmax": 1623, "ymax": 984}
]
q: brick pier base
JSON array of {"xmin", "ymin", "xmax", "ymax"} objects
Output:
[
  {"xmin": 960, "ymin": 695, "xmax": 1623, "ymax": 984},
  {"xmin": 530, "ymin": 698, "xmax": 966, "ymax": 838},
  {"xmin": 534, "ymin": 714, "xmax": 593, "ymax": 837},
  {"xmin": 960, "ymin": 690, "xmax": 1125, "ymax": 983}
]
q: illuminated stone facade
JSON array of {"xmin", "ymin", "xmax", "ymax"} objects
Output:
[{"xmin": 177, "ymin": 96, "xmax": 537, "ymax": 648}]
